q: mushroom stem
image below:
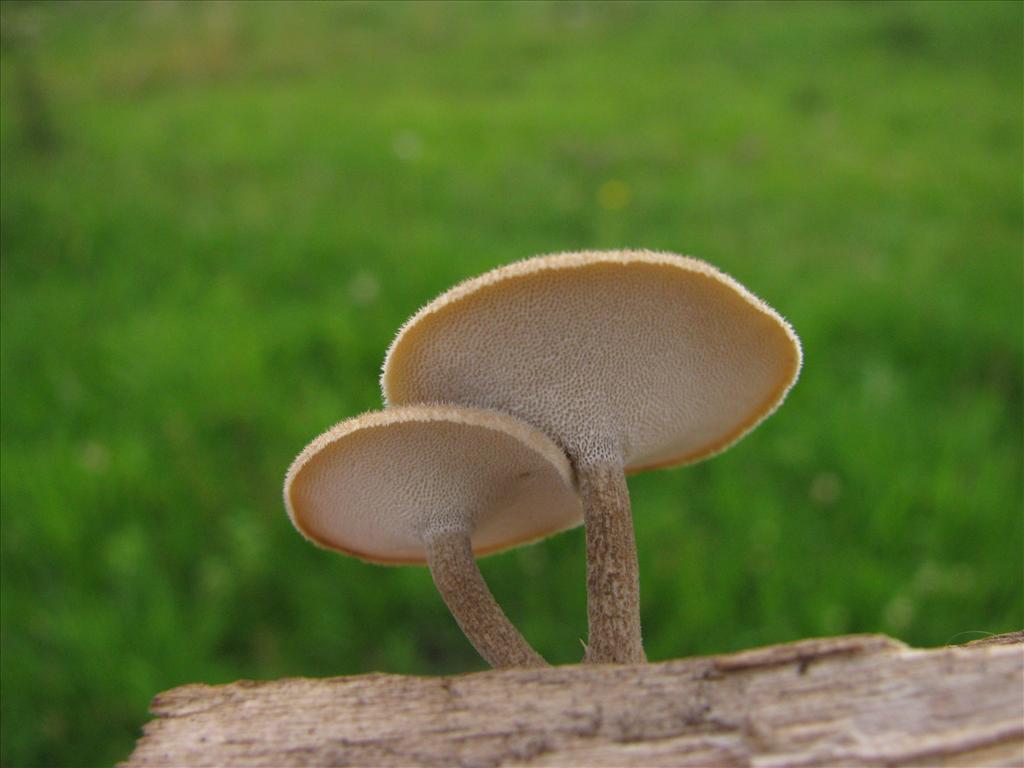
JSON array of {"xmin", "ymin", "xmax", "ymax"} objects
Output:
[
  {"xmin": 579, "ymin": 463, "xmax": 645, "ymax": 664},
  {"xmin": 425, "ymin": 530, "xmax": 548, "ymax": 669}
]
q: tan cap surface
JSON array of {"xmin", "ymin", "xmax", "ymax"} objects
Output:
[
  {"xmin": 285, "ymin": 405, "xmax": 581, "ymax": 565},
  {"xmin": 383, "ymin": 250, "xmax": 802, "ymax": 472}
]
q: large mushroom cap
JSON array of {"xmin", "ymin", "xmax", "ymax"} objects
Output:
[
  {"xmin": 383, "ymin": 250, "xmax": 802, "ymax": 472},
  {"xmin": 285, "ymin": 405, "xmax": 581, "ymax": 564}
]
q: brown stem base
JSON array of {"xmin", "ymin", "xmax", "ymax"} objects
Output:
[
  {"xmin": 425, "ymin": 530, "xmax": 548, "ymax": 669},
  {"xmin": 579, "ymin": 463, "xmax": 645, "ymax": 664}
]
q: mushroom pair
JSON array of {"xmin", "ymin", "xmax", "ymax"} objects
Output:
[{"xmin": 286, "ymin": 250, "xmax": 801, "ymax": 668}]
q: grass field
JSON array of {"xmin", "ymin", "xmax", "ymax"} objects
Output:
[{"xmin": 1, "ymin": 2, "xmax": 1021, "ymax": 765}]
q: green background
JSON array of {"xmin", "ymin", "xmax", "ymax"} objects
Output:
[{"xmin": 2, "ymin": 2, "xmax": 1021, "ymax": 765}]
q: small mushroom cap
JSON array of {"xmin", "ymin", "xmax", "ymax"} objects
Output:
[
  {"xmin": 383, "ymin": 250, "xmax": 802, "ymax": 472},
  {"xmin": 284, "ymin": 405, "xmax": 581, "ymax": 565}
]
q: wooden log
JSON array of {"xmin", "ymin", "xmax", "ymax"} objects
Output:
[{"xmin": 124, "ymin": 632, "xmax": 1023, "ymax": 767}]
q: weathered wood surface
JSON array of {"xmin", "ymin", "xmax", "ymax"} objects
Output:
[{"xmin": 124, "ymin": 632, "xmax": 1024, "ymax": 767}]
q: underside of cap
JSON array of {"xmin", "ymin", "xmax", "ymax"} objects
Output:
[
  {"xmin": 284, "ymin": 405, "xmax": 581, "ymax": 565},
  {"xmin": 382, "ymin": 250, "xmax": 802, "ymax": 473}
]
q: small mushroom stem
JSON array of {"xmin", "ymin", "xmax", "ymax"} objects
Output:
[
  {"xmin": 425, "ymin": 529, "xmax": 548, "ymax": 669},
  {"xmin": 579, "ymin": 462, "xmax": 645, "ymax": 664}
]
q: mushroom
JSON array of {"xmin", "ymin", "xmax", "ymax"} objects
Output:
[
  {"xmin": 382, "ymin": 250, "xmax": 802, "ymax": 664},
  {"xmin": 284, "ymin": 404, "xmax": 582, "ymax": 669}
]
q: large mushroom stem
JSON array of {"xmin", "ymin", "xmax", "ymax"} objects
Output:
[
  {"xmin": 425, "ymin": 530, "xmax": 548, "ymax": 669},
  {"xmin": 579, "ymin": 462, "xmax": 645, "ymax": 664}
]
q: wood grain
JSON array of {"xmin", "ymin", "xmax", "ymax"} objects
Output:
[{"xmin": 124, "ymin": 632, "xmax": 1024, "ymax": 767}]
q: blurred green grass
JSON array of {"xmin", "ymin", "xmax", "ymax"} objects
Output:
[{"xmin": 1, "ymin": 1, "xmax": 1021, "ymax": 765}]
